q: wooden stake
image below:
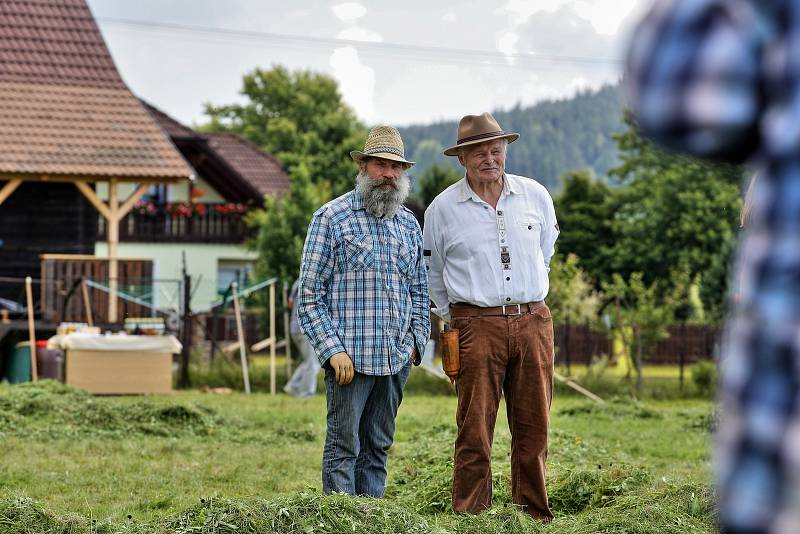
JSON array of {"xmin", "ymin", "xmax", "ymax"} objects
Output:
[
  {"xmin": 25, "ymin": 276, "xmax": 38, "ymax": 382},
  {"xmin": 282, "ymin": 282, "xmax": 291, "ymax": 377},
  {"xmin": 554, "ymin": 371, "xmax": 604, "ymax": 403},
  {"xmin": 81, "ymin": 278, "xmax": 94, "ymax": 326},
  {"xmin": 269, "ymin": 283, "xmax": 276, "ymax": 396},
  {"xmin": 232, "ymin": 282, "xmax": 251, "ymax": 394}
]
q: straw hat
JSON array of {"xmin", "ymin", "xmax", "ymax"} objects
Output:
[
  {"xmin": 443, "ymin": 112, "xmax": 520, "ymax": 156},
  {"xmin": 350, "ymin": 125, "xmax": 415, "ymax": 167}
]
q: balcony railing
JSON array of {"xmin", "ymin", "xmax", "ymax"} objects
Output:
[{"xmin": 98, "ymin": 202, "xmax": 253, "ymax": 244}]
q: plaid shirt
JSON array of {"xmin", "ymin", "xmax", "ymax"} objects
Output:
[
  {"xmin": 297, "ymin": 189, "xmax": 430, "ymax": 376},
  {"xmin": 628, "ymin": 2, "xmax": 800, "ymax": 532}
]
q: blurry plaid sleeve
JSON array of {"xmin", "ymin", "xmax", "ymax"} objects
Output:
[
  {"xmin": 625, "ymin": 0, "xmax": 767, "ymax": 162},
  {"xmin": 627, "ymin": 1, "xmax": 800, "ymax": 532}
]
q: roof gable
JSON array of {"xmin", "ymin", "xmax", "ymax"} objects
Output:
[
  {"xmin": 0, "ymin": 0, "xmax": 192, "ymax": 181},
  {"xmin": 141, "ymin": 101, "xmax": 290, "ymax": 200},
  {"xmin": 205, "ymin": 133, "xmax": 290, "ymax": 198}
]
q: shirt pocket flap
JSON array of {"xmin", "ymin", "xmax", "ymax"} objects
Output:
[{"xmin": 343, "ymin": 233, "xmax": 375, "ymax": 269}]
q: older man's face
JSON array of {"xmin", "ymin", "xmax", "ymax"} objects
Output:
[
  {"xmin": 459, "ymin": 139, "xmax": 506, "ymax": 184},
  {"xmin": 360, "ymin": 157, "xmax": 405, "ymax": 189}
]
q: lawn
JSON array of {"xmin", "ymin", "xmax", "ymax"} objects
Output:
[{"xmin": 0, "ymin": 372, "xmax": 716, "ymax": 533}]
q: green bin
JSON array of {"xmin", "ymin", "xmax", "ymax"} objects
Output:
[{"xmin": 4, "ymin": 342, "xmax": 32, "ymax": 383}]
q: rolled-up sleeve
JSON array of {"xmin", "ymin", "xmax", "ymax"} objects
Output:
[
  {"xmin": 626, "ymin": 0, "xmax": 765, "ymax": 162},
  {"xmin": 298, "ymin": 209, "xmax": 346, "ymax": 365}
]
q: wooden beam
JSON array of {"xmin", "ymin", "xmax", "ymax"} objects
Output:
[
  {"xmin": 108, "ymin": 179, "xmax": 119, "ymax": 323},
  {"xmin": 118, "ymin": 184, "xmax": 150, "ymax": 219},
  {"xmin": 74, "ymin": 181, "xmax": 111, "ymax": 221},
  {"xmin": 0, "ymin": 179, "xmax": 21, "ymax": 206}
]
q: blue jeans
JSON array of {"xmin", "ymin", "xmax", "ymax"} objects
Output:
[{"xmin": 322, "ymin": 361, "xmax": 411, "ymax": 497}]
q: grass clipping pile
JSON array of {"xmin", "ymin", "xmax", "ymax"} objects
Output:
[
  {"xmin": 0, "ymin": 384, "xmax": 715, "ymax": 533},
  {"xmin": 0, "ymin": 380, "xmax": 224, "ymax": 438}
]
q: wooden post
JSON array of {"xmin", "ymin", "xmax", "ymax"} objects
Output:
[
  {"xmin": 108, "ymin": 178, "xmax": 119, "ymax": 323},
  {"xmin": 678, "ymin": 325, "xmax": 685, "ymax": 390},
  {"xmin": 270, "ymin": 282, "xmax": 276, "ymax": 396},
  {"xmin": 178, "ymin": 271, "xmax": 192, "ymax": 389},
  {"xmin": 232, "ymin": 282, "xmax": 251, "ymax": 394},
  {"xmin": 81, "ymin": 278, "xmax": 94, "ymax": 326},
  {"xmin": 282, "ymin": 282, "xmax": 291, "ymax": 376},
  {"xmin": 25, "ymin": 276, "xmax": 38, "ymax": 382}
]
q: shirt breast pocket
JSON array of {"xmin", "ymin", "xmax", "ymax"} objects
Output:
[
  {"xmin": 342, "ymin": 233, "xmax": 375, "ymax": 270},
  {"xmin": 518, "ymin": 215, "xmax": 543, "ymax": 245}
]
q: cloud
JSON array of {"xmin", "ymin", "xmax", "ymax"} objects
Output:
[
  {"xmin": 499, "ymin": 0, "xmax": 644, "ymax": 36},
  {"xmin": 442, "ymin": 11, "xmax": 457, "ymax": 23},
  {"xmin": 497, "ymin": 31, "xmax": 518, "ymax": 56},
  {"xmin": 330, "ymin": 47, "xmax": 375, "ymax": 121},
  {"xmin": 337, "ymin": 26, "xmax": 383, "ymax": 43},
  {"xmin": 332, "ymin": 2, "xmax": 367, "ymax": 23}
]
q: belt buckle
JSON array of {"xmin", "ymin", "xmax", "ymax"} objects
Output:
[{"xmin": 502, "ymin": 304, "xmax": 521, "ymax": 316}]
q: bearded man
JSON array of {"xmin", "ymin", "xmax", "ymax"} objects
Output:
[{"xmin": 297, "ymin": 125, "xmax": 430, "ymax": 497}]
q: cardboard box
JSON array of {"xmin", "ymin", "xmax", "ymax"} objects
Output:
[{"xmin": 65, "ymin": 350, "xmax": 172, "ymax": 394}]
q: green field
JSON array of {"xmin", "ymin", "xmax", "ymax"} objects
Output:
[{"xmin": 0, "ymin": 374, "xmax": 716, "ymax": 533}]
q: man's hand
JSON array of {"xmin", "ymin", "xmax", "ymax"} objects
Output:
[
  {"xmin": 330, "ymin": 352, "xmax": 354, "ymax": 385},
  {"xmin": 411, "ymin": 346, "xmax": 420, "ymax": 366}
]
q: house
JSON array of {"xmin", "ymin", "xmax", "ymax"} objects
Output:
[
  {"xmin": 0, "ymin": 0, "xmax": 194, "ymax": 324},
  {"xmin": 94, "ymin": 102, "xmax": 290, "ymax": 312},
  {"xmin": 0, "ymin": 0, "xmax": 290, "ymax": 321}
]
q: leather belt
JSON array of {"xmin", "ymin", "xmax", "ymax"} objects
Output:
[{"xmin": 450, "ymin": 301, "xmax": 544, "ymax": 318}]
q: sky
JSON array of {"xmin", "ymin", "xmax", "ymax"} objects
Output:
[{"xmin": 87, "ymin": 0, "xmax": 653, "ymax": 129}]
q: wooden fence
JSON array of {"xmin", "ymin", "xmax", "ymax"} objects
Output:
[
  {"xmin": 552, "ymin": 323, "xmax": 720, "ymax": 365},
  {"xmin": 40, "ymin": 254, "xmax": 154, "ymax": 324}
]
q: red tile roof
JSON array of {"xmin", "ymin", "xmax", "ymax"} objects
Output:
[
  {"xmin": 140, "ymin": 100, "xmax": 198, "ymax": 139},
  {"xmin": 205, "ymin": 133, "xmax": 290, "ymax": 197},
  {"xmin": 141, "ymin": 100, "xmax": 290, "ymax": 198},
  {"xmin": 0, "ymin": 0, "xmax": 192, "ymax": 181}
]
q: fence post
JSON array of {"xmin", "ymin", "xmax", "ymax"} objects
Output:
[{"xmin": 178, "ymin": 273, "xmax": 192, "ymax": 388}]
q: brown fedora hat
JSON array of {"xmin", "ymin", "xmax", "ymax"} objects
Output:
[{"xmin": 443, "ymin": 112, "xmax": 520, "ymax": 156}]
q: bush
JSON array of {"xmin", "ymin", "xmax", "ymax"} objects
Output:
[{"xmin": 691, "ymin": 361, "xmax": 717, "ymax": 397}]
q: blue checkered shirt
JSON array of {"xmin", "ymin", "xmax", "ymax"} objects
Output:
[
  {"xmin": 297, "ymin": 189, "xmax": 430, "ymax": 376},
  {"xmin": 628, "ymin": 2, "xmax": 800, "ymax": 532}
]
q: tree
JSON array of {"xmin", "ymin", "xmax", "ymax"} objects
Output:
[
  {"xmin": 247, "ymin": 164, "xmax": 325, "ymax": 282},
  {"xmin": 415, "ymin": 164, "xmax": 461, "ymax": 210},
  {"xmin": 553, "ymin": 169, "xmax": 616, "ymax": 285},
  {"xmin": 603, "ymin": 272, "xmax": 682, "ymax": 393},
  {"xmin": 203, "ymin": 65, "xmax": 366, "ymax": 196},
  {"xmin": 547, "ymin": 253, "xmax": 601, "ymax": 327},
  {"xmin": 606, "ymin": 113, "xmax": 743, "ymax": 320}
]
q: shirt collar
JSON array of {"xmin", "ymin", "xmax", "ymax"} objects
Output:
[{"xmin": 457, "ymin": 173, "xmax": 518, "ymax": 203}]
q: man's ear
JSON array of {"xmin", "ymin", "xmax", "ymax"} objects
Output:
[{"xmin": 457, "ymin": 155, "xmax": 465, "ymax": 167}]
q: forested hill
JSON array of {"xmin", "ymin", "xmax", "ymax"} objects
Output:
[{"xmin": 399, "ymin": 83, "xmax": 625, "ymax": 191}]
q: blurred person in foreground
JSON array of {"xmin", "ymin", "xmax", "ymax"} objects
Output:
[
  {"xmin": 283, "ymin": 278, "xmax": 321, "ymax": 398},
  {"xmin": 423, "ymin": 113, "xmax": 559, "ymax": 521},
  {"xmin": 627, "ymin": 2, "xmax": 800, "ymax": 532},
  {"xmin": 297, "ymin": 125, "xmax": 430, "ymax": 497}
]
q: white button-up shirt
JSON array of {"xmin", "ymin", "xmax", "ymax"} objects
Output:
[{"xmin": 423, "ymin": 173, "xmax": 558, "ymax": 322}]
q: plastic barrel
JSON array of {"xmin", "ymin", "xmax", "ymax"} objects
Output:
[{"xmin": 5, "ymin": 342, "xmax": 32, "ymax": 383}]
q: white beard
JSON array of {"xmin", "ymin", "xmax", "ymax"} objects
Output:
[{"xmin": 355, "ymin": 170, "xmax": 411, "ymax": 219}]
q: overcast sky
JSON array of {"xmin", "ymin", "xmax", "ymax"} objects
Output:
[{"xmin": 87, "ymin": 0, "xmax": 653, "ymax": 128}]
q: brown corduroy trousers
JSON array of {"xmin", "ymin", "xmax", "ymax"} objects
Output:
[{"xmin": 450, "ymin": 303, "xmax": 554, "ymax": 521}]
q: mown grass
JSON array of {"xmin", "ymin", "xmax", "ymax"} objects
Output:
[{"xmin": 0, "ymin": 378, "xmax": 716, "ymax": 532}]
